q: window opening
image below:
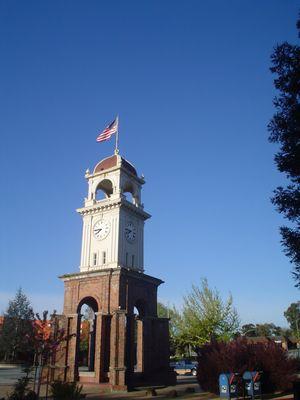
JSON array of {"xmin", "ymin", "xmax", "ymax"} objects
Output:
[{"xmin": 93, "ymin": 253, "xmax": 97, "ymax": 266}]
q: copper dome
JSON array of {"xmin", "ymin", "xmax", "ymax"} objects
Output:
[{"xmin": 93, "ymin": 154, "xmax": 137, "ymax": 176}]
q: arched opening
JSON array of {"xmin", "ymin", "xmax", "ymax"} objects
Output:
[
  {"xmin": 76, "ymin": 297, "xmax": 98, "ymax": 373},
  {"xmin": 95, "ymin": 179, "xmax": 113, "ymax": 201},
  {"xmin": 123, "ymin": 191, "xmax": 134, "ymax": 203},
  {"xmin": 134, "ymin": 300, "xmax": 146, "ymax": 318},
  {"xmin": 122, "ymin": 181, "xmax": 139, "ymax": 205}
]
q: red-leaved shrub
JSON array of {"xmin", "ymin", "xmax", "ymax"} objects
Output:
[{"xmin": 197, "ymin": 338, "xmax": 298, "ymax": 394}]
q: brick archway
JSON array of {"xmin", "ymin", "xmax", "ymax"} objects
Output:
[
  {"xmin": 76, "ymin": 297, "xmax": 99, "ymax": 376},
  {"xmin": 134, "ymin": 299, "xmax": 147, "ymax": 318},
  {"xmin": 77, "ymin": 296, "xmax": 99, "ymax": 313},
  {"xmin": 56, "ymin": 269, "xmax": 175, "ymax": 389}
]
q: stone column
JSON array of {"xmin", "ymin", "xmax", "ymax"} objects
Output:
[
  {"xmin": 94, "ymin": 312, "xmax": 101, "ymax": 382},
  {"xmin": 136, "ymin": 319, "xmax": 144, "ymax": 372},
  {"xmin": 142, "ymin": 317, "xmax": 157, "ymax": 375},
  {"xmin": 125, "ymin": 314, "xmax": 135, "ymax": 386},
  {"xmin": 66, "ymin": 314, "xmax": 80, "ymax": 381},
  {"xmin": 94, "ymin": 312, "xmax": 109, "ymax": 383},
  {"xmin": 88, "ymin": 318, "xmax": 96, "ymax": 371},
  {"xmin": 109, "ymin": 309, "xmax": 127, "ymax": 390}
]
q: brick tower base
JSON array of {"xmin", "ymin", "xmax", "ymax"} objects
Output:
[{"xmin": 52, "ymin": 268, "xmax": 176, "ymax": 391}]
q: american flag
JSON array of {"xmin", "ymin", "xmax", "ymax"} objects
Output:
[{"xmin": 96, "ymin": 116, "xmax": 119, "ymax": 142}]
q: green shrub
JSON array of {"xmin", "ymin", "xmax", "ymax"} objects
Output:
[
  {"xmin": 197, "ymin": 337, "xmax": 299, "ymax": 394},
  {"xmin": 24, "ymin": 392, "xmax": 37, "ymax": 400},
  {"xmin": 8, "ymin": 368, "xmax": 37, "ymax": 400},
  {"xmin": 51, "ymin": 381, "xmax": 86, "ymax": 400}
]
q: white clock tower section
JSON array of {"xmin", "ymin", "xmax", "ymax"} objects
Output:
[{"xmin": 77, "ymin": 154, "xmax": 150, "ymax": 272}]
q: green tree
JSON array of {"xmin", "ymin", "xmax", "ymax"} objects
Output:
[
  {"xmin": 256, "ymin": 323, "xmax": 282, "ymax": 337},
  {"xmin": 241, "ymin": 323, "xmax": 257, "ymax": 337},
  {"xmin": 242, "ymin": 323, "xmax": 284, "ymax": 337},
  {"xmin": 268, "ymin": 18, "xmax": 300, "ymax": 285},
  {"xmin": 0, "ymin": 288, "xmax": 35, "ymax": 361},
  {"xmin": 284, "ymin": 302, "xmax": 300, "ymax": 338},
  {"xmin": 157, "ymin": 302, "xmax": 169, "ymax": 318},
  {"xmin": 178, "ymin": 278, "xmax": 240, "ymax": 349}
]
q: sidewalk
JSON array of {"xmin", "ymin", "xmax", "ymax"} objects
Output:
[
  {"xmin": 0, "ymin": 374, "xmax": 208, "ymax": 399},
  {"xmin": 0, "ymin": 367, "xmax": 293, "ymax": 400},
  {"xmin": 81, "ymin": 376, "xmax": 205, "ymax": 399}
]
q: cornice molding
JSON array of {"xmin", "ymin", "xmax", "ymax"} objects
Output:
[
  {"xmin": 77, "ymin": 198, "xmax": 151, "ymax": 219},
  {"xmin": 59, "ymin": 267, "xmax": 164, "ymax": 286},
  {"xmin": 59, "ymin": 267, "xmax": 120, "ymax": 281}
]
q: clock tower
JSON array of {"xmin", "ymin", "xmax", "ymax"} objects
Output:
[
  {"xmin": 55, "ymin": 152, "xmax": 175, "ymax": 391},
  {"xmin": 78, "ymin": 153, "xmax": 150, "ymax": 272}
]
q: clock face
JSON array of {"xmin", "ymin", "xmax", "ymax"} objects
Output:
[
  {"xmin": 93, "ymin": 220, "xmax": 110, "ymax": 240},
  {"xmin": 125, "ymin": 222, "xmax": 136, "ymax": 242}
]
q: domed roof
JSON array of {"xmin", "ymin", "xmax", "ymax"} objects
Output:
[{"xmin": 93, "ymin": 154, "xmax": 137, "ymax": 176}]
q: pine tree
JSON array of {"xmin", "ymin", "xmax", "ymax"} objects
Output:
[
  {"xmin": 268, "ymin": 18, "xmax": 300, "ymax": 285},
  {"xmin": 0, "ymin": 288, "xmax": 35, "ymax": 361}
]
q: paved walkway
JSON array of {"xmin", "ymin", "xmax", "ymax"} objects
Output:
[
  {"xmin": 0, "ymin": 367, "xmax": 206, "ymax": 399},
  {"xmin": 0, "ymin": 364, "xmax": 33, "ymax": 385},
  {"xmin": 0, "ymin": 365, "xmax": 294, "ymax": 400},
  {"xmin": 81, "ymin": 376, "xmax": 205, "ymax": 399}
]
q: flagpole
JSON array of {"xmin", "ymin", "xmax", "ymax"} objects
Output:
[{"xmin": 115, "ymin": 115, "xmax": 119, "ymax": 154}]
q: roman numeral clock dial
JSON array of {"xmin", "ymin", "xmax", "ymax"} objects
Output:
[
  {"xmin": 125, "ymin": 222, "xmax": 136, "ymax": 242},
  {"xmin": 93, "ymin": 220, "xmax": 110, "ymax": 240}
]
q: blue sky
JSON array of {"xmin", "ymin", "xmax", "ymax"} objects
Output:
[{"xmin": 0, "ymin": 0, "xmax": 299, "ymax": 326}]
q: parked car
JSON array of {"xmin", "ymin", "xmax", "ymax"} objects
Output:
[{"xmin": 170, "ymin": 360, "xmax": 198, "ymax": 376}]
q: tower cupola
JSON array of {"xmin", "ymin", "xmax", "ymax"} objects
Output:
[{"xmin": 77, "ymin": 153, "xmax": 150, "ymax": 273}]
